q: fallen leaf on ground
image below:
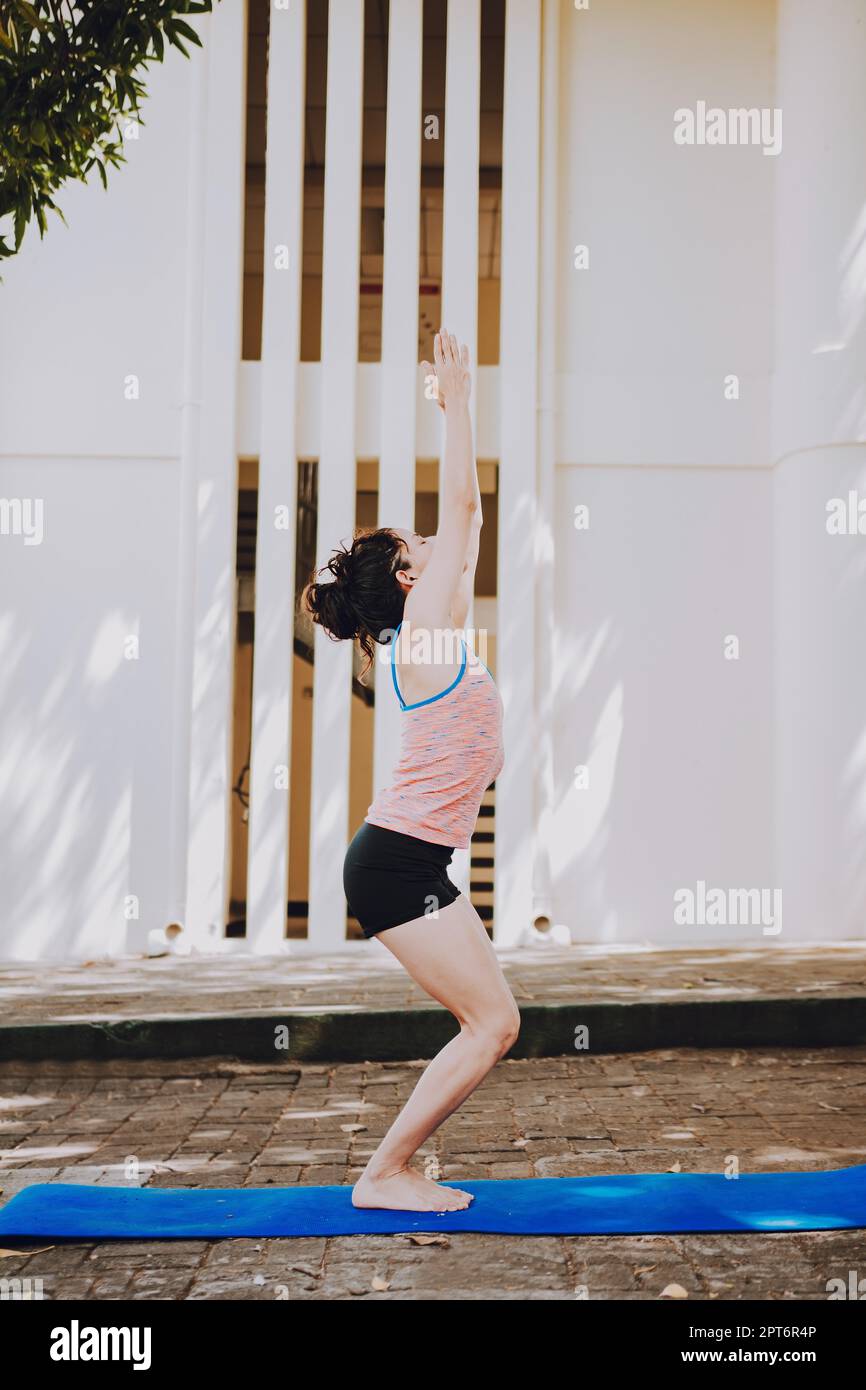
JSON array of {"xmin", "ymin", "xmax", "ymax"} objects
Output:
[
  {"xmin": 371, "ymin": 1275, "xmax": 391, "ymax": 1291},
  {"xmin": 340, "ymin": 1124, "xmax": 367, "ymax": 1133},
  {"xmin": 660, "ymin": 1283, "xmax": 689, "ymax": 1299},
  {"xmin": 405, "ymin": 1233, "xmax": 450, "ymax": 1247},
  {"xmin": 1, "ymin": 1246, "xmax": 54, "ymax": 1258}
]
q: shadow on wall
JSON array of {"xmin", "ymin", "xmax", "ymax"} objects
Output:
[
  {"xmin": 776, "ymin": 449, "xmax": 866, "ymax": 941},
  {"xmin": 0, "ymin": 456, "xmax": 184, "ymax": 962},
  {"xmin": 550, "ymin": 463, "xmax": 776, "ymax": 946}
]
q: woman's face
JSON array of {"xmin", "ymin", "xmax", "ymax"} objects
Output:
[{"xmin": 392, "ymin": 527, "xmax": 435, "ymax": 591}]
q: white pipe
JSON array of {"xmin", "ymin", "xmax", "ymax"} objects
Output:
[{"xmin": 533, "ymin": 0, "xmax": 560, "ymax": 932}]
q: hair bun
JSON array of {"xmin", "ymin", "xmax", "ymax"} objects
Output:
[
  {"xmin": 303, "ymin": 565, "xmax": 358, "ymax": 642},
  {"xmin": 300, "ymin": 528, "xmax": 405, "ymax": 682}
]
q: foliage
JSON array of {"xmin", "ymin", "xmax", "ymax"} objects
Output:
[{"xmin": 0, "ymin": 1, "xmax": 216, "ymax": 259}]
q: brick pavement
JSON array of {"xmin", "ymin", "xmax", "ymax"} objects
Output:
[{"xmin": 1, "ymin": 1047, "xmax": 865, "ymax": 1301}]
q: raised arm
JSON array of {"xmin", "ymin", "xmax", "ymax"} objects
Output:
[
  {"xmin": 450, "ymin": 509, "xmax": 481, "ymax": 630},
  {"xmin": 408, "ymin": 331, "xmax": 478, "ymax": 636},
  {"xmin": 450, "ymin": 419, "xmax": 483, "ymax": 628}
]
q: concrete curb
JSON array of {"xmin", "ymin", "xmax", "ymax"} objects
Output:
[{"xmin": 1, "ymin": 996, "xmax": 865, "ymax": 1063}]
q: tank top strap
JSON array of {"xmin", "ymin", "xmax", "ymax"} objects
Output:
[{"xmin": 390, "ymin": 621, "xmax": 467, "ymax": 712}]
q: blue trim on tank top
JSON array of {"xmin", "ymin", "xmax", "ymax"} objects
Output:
[{"xmin": 390, "ymin": 620, "xmax": 467, "ymax": 711}]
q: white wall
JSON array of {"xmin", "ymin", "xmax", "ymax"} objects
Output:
[
  {"xmin": 556, "ymin": 0, "xmax": 774, "ymax": 469},
  {"xmin": 771, "ymin": 0, "xmax": 866, "ymax": 940},
  {"xmin": 549, "ymin": 0, "xmax": 781, "ymax": 942},
  {"xmin": 0, "ymin": 51, "xmax": 195, "ymax": 959},
  {"xmin": 553, "ymin": 464, "xmax": 774, "ymax": 943},
  {"xmin": 0, "ymin": 458, "xmax": 181, "ymax": 958},
  {"xmin": 774, "ymin": 449, "xmax": 866, "ymax": 940}
]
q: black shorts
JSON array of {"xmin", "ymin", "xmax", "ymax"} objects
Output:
[{"xmin": 343, "ymin": 821, "xmax": 462, "ymax": 938}]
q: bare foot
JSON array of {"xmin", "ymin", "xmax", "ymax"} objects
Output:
[{"xmin": 352, "ymin": 1166, "xmax": 474, "ymax": 1213}]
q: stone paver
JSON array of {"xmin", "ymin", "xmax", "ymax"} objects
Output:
[
  {"xmin": 1, "ymin": 944, "xmax": 865, "ymax": 1023},
  {"xmin": 1, "ymin": 1047, "xmax": 864, "ymax": 1300}
]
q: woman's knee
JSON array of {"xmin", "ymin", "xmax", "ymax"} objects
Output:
[
  {"xmin": 463, "ymin": 1001, "xmax": 521, "ymax": 1059},
  {"xmin": 501, "ymin": 1002, "xmax": 522, "ymax": 1052}
]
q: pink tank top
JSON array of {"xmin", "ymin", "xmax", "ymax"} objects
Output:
[{"xmin": 365, "ymin": 622, "xmax": 505, "ymax": 849}]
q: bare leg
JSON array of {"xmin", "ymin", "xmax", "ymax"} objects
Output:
[{"xmin": 352, "ymin": 894, "xmax": 521, "ymax": 1212}]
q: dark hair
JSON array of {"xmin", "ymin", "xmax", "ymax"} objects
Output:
[{"xmin": 300, "ymin": 527, "xmax": 407, "ymax": 682}]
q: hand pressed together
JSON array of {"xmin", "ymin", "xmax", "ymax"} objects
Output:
[{"xmin": 421, "ymin": 328, "xmax": 472, "ymax": 412}]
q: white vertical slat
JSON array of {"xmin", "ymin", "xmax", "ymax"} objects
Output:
[
  {"xmin": 307, "ymin": 0, "xmax": 365, "ymax": 950},
  {"xmin": 496, "ymin": 0, "xmax": 541, "ymax": 945},
  {"xmin": 184, "ymin": 0, "xmax": 248, "ymax": 944},
  {"xmin": 440, "ymin": 0, "xmax": 481, "ymax": 369},
  {"xmin": 440, "ymin": 0, "xmax": 481, "ymax": 895},
  {"xmin": 533, "ymin": 0, "xmax": 560, "ymax": 938},
  {"xmin": 374, "ymin": 0, "xmax": 424, "ymax": 809},
  {"xmin": 246, "ymin": 0, "xmax": 307, "ymax": 952},
  {"xmin": 168, "ymin": 24, "xmax": 209, "ymax": 924}
]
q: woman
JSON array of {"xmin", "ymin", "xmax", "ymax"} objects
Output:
[{"xmin": 302, "ymin": 329, "xmax": 520, "ymax": 1214}]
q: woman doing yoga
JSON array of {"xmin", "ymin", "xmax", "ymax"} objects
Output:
[{"xmin": 302, "ymin": 329, "xmax": 520, "ymax": 1214}]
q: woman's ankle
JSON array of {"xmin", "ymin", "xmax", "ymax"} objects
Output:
[{"xmin": 358, "ymin": 1157, "xmax": 409, "ymax": 1182}]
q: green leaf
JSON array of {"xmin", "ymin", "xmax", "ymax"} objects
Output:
[
  {"xmin": 171, "ymin": 18, "xmax": 202, "ymax": 48},
  {"xmin": 165, "ymin": 25, "xmax": 192, "ymax": 60},
  {"xmin": 16, "ymin": 2, "xmax": 49, "ymax": 33},
  {"xmin": 13, "ymin": 200, "xmax": 27, "ymax": 249}
]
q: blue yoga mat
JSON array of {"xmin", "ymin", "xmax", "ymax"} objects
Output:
[{"xmin": 1, "ymin": 1165, "xmax": 865, "ymax": 1237}]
